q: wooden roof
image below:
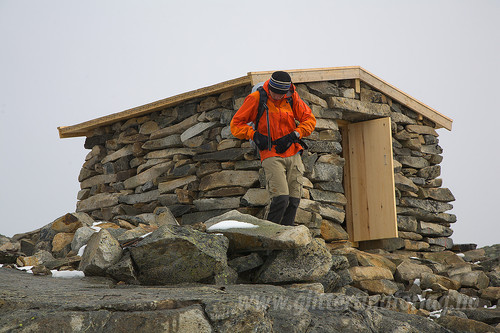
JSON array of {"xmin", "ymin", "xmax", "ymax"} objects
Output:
[{"xmin": 58, "ymin": 66, "xmax": 452, "ymax": 138}]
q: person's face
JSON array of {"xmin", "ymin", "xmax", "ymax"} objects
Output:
[{"xmin": 269, "ymin": 90, "xmax": 286, "ymax": 100}]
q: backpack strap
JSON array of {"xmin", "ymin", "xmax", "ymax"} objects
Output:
[
  {"xmin": 254, "ymin": 86, "xmax": 268, "ymax": 131},
  {"xmin": 286, "ymin": 96, "xmax": 294, "ymax": 110}
]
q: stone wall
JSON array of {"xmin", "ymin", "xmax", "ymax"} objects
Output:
[{"xmin": 76, "ymin": 79, "xmax": 456, "ymax": 252}]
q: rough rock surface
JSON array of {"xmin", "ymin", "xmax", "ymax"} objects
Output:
[
  {"xmin": 78, "ymin": 229, "xmax": 122, "ymax": 276},
  {"xmin": 0, "ymin": 268, "xmax": 457, "ymax": 333},
  {"xmin": 256, "ymin": 238, "xmax": 332, "ymax": 283},
  {"xmin": 129, "ymin": 225, "xmax": 229, "ymax": 285},
  {"xmin": 205, "ymin": 210, "xmax": 312, "ymax": 251}
]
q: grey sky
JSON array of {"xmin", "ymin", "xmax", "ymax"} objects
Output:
[{"xmin": 1, "ymin": 1, "xmax": 498, "ymax": 246}]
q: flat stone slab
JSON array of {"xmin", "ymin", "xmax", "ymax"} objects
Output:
[
  {"xmin": 205, "ymin": 210, "xmax": 312, "ymax": 251},
  {"xmin": 0, "ymin": 268, "xmax": 453, "ymax": 333}
]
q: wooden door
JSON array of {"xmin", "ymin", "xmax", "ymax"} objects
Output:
[{"xmin": 344, "ymin": 117, "xmax": 398, "ymax": 242}]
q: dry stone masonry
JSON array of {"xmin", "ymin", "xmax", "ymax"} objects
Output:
[{"xmin": 75, "ymin": 78, "xmax": 456, "ymax": 254}]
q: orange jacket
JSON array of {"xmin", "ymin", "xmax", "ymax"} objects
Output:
[{"xmin": 230, "ymin": 80, "xmax": 316, "ymax": 161}]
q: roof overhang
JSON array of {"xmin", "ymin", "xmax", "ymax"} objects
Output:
[{"xmin": 58, "ymin": 66, "xmax": 452, "ymax": 138}]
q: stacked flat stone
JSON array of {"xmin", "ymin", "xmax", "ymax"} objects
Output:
[{"xmin": 76, "ymin": 80, "xmax": 455, "ymax": 252}]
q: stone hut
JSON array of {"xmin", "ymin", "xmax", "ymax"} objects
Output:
[{"xmin": 58, "ymin": 66, "xmax": 456, "ymax": 252}]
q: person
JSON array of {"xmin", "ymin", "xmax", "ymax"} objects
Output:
[{"xmin": 230, "ymin": 71, "xmax": 316, "ymax": 225}]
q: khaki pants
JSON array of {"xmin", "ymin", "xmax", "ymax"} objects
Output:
[{"xmin": 261, "ymin": 153, "xmax": 305, "ymax": 199}]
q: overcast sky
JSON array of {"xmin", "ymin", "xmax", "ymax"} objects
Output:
[{"xmin": 1, "ymin": 1, "xmax": 498, "ymax": 247}]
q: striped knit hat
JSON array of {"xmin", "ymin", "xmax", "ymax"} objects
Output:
[{"xmin": 268, "ymin": 71, "xmax": 292, "ymax": 94}]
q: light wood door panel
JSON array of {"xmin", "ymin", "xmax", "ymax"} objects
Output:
[{"xmin": 345, "ymin": 117, "xmax": 398, "ymax": 242}]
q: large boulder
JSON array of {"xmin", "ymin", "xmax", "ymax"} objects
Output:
[
  {"xmin": 441, "ymin": 289, "xmax": 480, "ymax": 309},
  {"xmin": 421, "ymin": 251, "xmax": 466, "ymax": 265},
  {"xmin": 460, "ymin": 307, "xmax": 500, "ymax": 326},
  {"xmin": 256, "ymin": 238, "xmax": 332, "ymax": 283},
  {"xmin": 348, "ymin": 266, "xmax": 394, "ymax": 282},
  {"xmin": 420, "ymin": 272, "xmax": 461, "ymax": 291},
  {"xmin": 205, "ymin": 210, "xmax": 311, "ymax": 252},
  {"xmin": 51, "ymin": 213, "xmax": 91, "ymax": 233},
  {"xmin": 228, "ymin": 253, "xmax": 264, "ymax": 273},
  {"xmin": 130, "ymin": 225, "xmax": 229, "ymax": 285},
  {"xmin": 106, "ymin": 252, "xmax": 138, "ymax": 284},
  {"xmin": 351, "ymin": 248, "xmax": 397, "ymax": 274},
  {"xmin": 71, "ymin": 226, "xmax": 95, "ymax": 253},
  {"xmin": 395, "ymin": 260, "xmax": 433, "ymax": 283},
  {"xmin": 16, "ymin": 250, "xmax": 54, "ymax": 267},
  {"xmin": 450, "ymin": 271, "xmax": 490, "ymax": 290},
  {"xmin": 353, "ymin": 279, "xmax": 399, "ymax": 295},
  {"xmin": 78, "ymin": 229, "xmax": 123, "ymax": 276},
  {"xmin": 435, "ymin": 315, "xmax": 498, "ymax": 333},
  {"xmin": 480, "ymin": 287, "xmax": 500, "ymax": 302}
]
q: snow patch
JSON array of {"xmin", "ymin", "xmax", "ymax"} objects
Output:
[
  {"xmin": 17, "ymin": 266, "xmax": 33, "ymax": 273},
  {"xmin": 417, "ymin": 294, "xmax": 426, "ymax": 302},
  {"xmin": 51, "ymin": 270, "xmax": 85, "ymax": 278},
  {"xmin": 413, "ymin": 278, "xmax": 421, "ymax": 286},
  {"xmin": 78, "ymin": 245, "xmax": 87, "ymax": 257},
  {"xmin": 456, "ymin": 253, "xmax": 465, "ymax": 257},
  {"xmin": 207, "ymin": 220, "xmax": 259, "ymax": 231},
  {"xmin": 429, "ymin": 309, "xmax": 443, "ymax": 319},
  {"xmin": 90, "ymin": 222, "xmax": 105, "ymax": 232},
  {"xmin": 140, "ymin": 232, "xmax": 153, "ymax": 239}
]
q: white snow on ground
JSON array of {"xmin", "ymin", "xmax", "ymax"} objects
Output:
[
  {"xmin": 207, "ymin": 220, "xmax": 259, "ymax": 231},
  {"xmin": 429, "ymin": 309, "xmax": 443, "ymax": 319},
  {"xmin": 456, "ymin": 253, "xmax": 465, "ymax": 257},
  {"xmin": 140, "ymin": 232, "xmax": 153, "ymax": 239},
  {"xmin": 14, "ymin": 265, "xmax": 85, "ymax": 278},
  {"xmin": 78, "ymin": 244, "xmax": 87, "ymax": 256},
  {"xmin": 90, "ymin": 222, "xmax": 105, "ymax": 232},
  {"xmin": 17, "ymin": 266, "xmax": 33, "ymax": 272},
  {"xmin": 413, "ymin": 278, "xmax": 421, "ymax": 286},
  {"xmin": 417, "ymin": 294, "xmax": 426, "ymax": 302},
  {"xmin": 51, "ymin": 270, "xmax": 85, "ymax": 278}
]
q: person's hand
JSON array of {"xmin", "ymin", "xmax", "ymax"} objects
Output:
[
  {"xmin": 274, "ymin": 131, "xmax": 299, "ymax": 154},
  {"xmin": 253, "ymin": 132, "xmax": 269, "ymax": 151}
]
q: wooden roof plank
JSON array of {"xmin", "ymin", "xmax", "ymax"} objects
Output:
[
  {"xmin": 249, "ymin": 66, "xmax": 361, "ymax": 85},
  {"xmin": 58, "ymin": 75, "xmax": 251, "ymax": 138},
  {"xmin": 58, "ymin": 66, "xmax": 453, "ymax": 138}
]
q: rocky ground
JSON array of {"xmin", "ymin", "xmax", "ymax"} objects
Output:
[
  {"xmin": 0, "ymin": 268, "xmax": 487, "ymax": 332},
  {"xmin": 1, "ymin": 211, "xmax": 499, "ymax": 332}
]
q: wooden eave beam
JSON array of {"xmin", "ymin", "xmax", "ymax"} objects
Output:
[{"xmin": 58, "ymin": 75, "xmax": 251, "ymax": 138}]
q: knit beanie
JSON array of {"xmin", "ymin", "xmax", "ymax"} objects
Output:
[{"xmin": 268, "ymin": 71, "xmax": 292, "ymax": 94}]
